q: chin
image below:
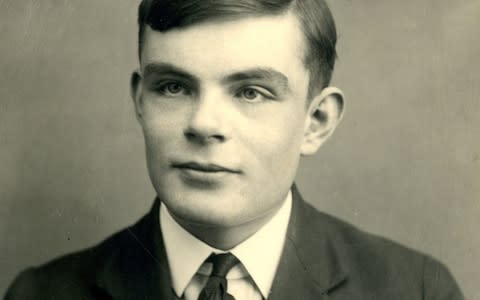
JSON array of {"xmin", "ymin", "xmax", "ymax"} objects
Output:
[
  {"xmin": 169, "ymin": 196, "xmax": 254, "ymax": 228},
  {"xmin": 172, "ymin": 203, "xmax": 243, "ymax": 227}
]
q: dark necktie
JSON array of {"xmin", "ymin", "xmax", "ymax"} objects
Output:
[{"xmin": 197, "ymin": 253, "xmax": 240, "ymax": 300}]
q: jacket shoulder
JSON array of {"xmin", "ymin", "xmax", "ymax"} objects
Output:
[
  {"xmin": 4, "ymin": 220, "xmax": 144, "ymax": 300},
  {"xmin": 302, "ymin": 201, "xmax": 464, "ymax": 299}
]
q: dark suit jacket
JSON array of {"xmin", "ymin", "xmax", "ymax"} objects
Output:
[{"xmin": 5, "ymin": 186, "xmax": 464, "ymax": 299}]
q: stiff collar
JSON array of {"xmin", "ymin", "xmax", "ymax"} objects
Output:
[
  {"xmin": 267, "ymin": 185, "xmax": 348, "ymax": 299},
  {"xmin": 161, "ymin": 191, "xmax": 292, "ymax": 299},
  {"xmin": 95, "ymin": 184, "xmax": 349, "ymax": 300}
]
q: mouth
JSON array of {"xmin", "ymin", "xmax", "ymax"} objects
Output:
[
  {"xmin": 172, "ymin": 161, "xmax": 241, "ymax": 186},
  {"xmin": 171, "ymin": 162, "xmax": 240, "ymax": 174}
]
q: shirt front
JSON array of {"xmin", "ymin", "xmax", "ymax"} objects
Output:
[{"xmin": 160, "ymin": 191, "xmax": 292, "ymax": 300}]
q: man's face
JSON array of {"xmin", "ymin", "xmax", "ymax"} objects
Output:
[{"xmin": 134, "ymin": 12, "xmax": 315, "ymax": 228}]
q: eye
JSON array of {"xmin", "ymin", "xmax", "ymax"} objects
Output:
[
  {"xmin": 166, "ymin": 82, "xmax": 183, "ymax": 94},
  {"xmin": 237, "ymin": 86, "xmax": 274, "ymax": 102},
  {"xmin": 242, "ymin": 88, "xmax": 259, "ymax": 100},
  {"xmin": 155, "ymin": 81, "xmax": 190, "ymax": 96}
]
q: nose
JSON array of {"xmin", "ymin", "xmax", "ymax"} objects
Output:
[{"xmin": 184, "ymin": 90, "xmax": 229, "ymax": 144}]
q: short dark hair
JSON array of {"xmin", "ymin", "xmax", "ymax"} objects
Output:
[{"xmin": 137, "ymin": 0, "xmax": 337, "ymax": 99}]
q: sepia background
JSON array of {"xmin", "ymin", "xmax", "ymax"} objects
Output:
[{"xmin": 1, "ymin": 0, "xmax": 478, "ymax": 298}]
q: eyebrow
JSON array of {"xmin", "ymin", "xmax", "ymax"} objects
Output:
[
  {"xmin": 143, "ymin": 62, "xmax": 200, "ymax": 82},
  {"xmin": 221, "ymin": 68, "xmax": 290, "ymax": 92},
  {"xmin": 143, "ymin": 63, "xmax": 290, "ymax": 92}
]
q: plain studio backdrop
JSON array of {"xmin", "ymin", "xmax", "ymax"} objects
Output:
[{"xmin": 0, "ymin": 0, "xmax": 478, "ymax": 298}]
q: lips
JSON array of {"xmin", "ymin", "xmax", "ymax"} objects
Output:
[
  {"xmin": 172, "ymin": 161, "xmax": 241, "ymax": 186},
  {"xmin": 172, "ymin": 162, "xmax": 240, "ymax": 173}
]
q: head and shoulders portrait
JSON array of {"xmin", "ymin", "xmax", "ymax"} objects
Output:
[{"xmin": 2, "ymin": 0, "xmax": 476, "ymax": 299}]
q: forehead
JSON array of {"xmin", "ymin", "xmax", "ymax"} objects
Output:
[{"xmin": 140, "ymin": 12, "xmax": 309, "ymax": 87}]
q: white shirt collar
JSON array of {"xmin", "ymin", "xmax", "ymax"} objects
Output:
[{"xmin": 160, "ymin": 191, "xmax": 292, "ymax": 298}]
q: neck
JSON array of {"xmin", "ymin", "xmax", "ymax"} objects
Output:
[{"xmin": 171, "ymin": 202, "xmax": 285, "ymax": 250}]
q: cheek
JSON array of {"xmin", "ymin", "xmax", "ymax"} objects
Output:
[
  {"xmin": 143, "ymin": 130, "xmax": 167, "ymax": 172},
  {"xmin": 143, "ymin": 100, "xmax": 184, "ymax": 132},
  {"xmin": 240, "ymin": 108, "xmax": 306, "ymax": 173},
  {"xmin": 141, "ymin": 102, "xmax": 187, "ymax": 149},
  {"xmin": 141, "ymin": 125, "xmax": 180, "ymax": 173}
]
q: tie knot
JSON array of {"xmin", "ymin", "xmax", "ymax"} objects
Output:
[{"xmin": 207, "ymin": 253, "xmax": 239, "ymax": 278}]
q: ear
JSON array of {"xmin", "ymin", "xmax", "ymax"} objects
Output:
[
  {"xmin": 301, "ymin": 86, "xmax": 345, "ymax": 156},
  {"xmin": 130, "ymin": 70, "xmax": 144, "ymax": 122}
]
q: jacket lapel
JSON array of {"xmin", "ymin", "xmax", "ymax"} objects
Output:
[
  {"xmin": 268, "ymin": 185, "xmax": 348, "ymax": 300},
  {"xmin": 94, "ymin": 185, "xmax": 349, "ymax": 299},
  {"xmin": 95, "ymin": 198, "xmax": 175, "ymax": 300}
]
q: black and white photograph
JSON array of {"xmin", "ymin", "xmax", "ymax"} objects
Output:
[{"xmin": 1, "ymin": 0, "xmax": 478, "ymax": 299}]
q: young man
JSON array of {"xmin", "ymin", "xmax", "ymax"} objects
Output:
[{"xmin": 5, "ymin": 0, "xmax": 464, "ymax": 299}]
